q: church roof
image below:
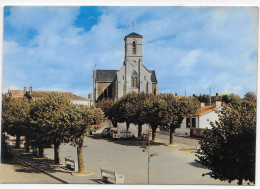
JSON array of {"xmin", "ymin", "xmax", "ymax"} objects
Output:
[
  {"xmin": 124, "ymin": 32, "xmax": 143, "ymax": 39},
  {"xmin": 96, "ymin": 69, "xmax": 157, "ymax": 83},
  {"xmin": 96, "ymin": 70, "xmax": 117, "ymax": 82}
]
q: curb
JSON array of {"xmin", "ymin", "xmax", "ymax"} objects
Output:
[
  {"xmin": 12, "ymin": 156, "xmax": 69, "ymax": 184},
  {"xmin": 158, "ymin": 132, "xmax": 200, "ymax": 140}
]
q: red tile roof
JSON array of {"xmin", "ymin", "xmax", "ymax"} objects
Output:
[
  {"xmin": 9, "ymin": 90, "xmax": 25, "ymax": 96},
  {"xmin": 29, "ymin": 91, "xmax": 88, "ymax": 101},
  {"xmin": 195, "ymin": 105, "xmax": 216, "ymax": 116}
]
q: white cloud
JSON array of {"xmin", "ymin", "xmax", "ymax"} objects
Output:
[{"xmin": 3, "ymin": 6, "xmax": 258, "ymax": 98}]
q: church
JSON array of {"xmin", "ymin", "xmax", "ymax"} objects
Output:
[{"xmin": 93, "ymin": 32, "xmax": 159, "ymax": 103}]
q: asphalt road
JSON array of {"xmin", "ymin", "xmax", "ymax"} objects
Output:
[
  {"xmin": 105, "ymin": 122, "xmax": 200, "ymax": 147},
  {"xmin": 1, "ymin": 122, "xmax": 238, "ymax": 185}
]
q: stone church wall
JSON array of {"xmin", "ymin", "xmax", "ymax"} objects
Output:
[{"xmin": 97, "ymin": 82, "xmax": 113, "ymax": 100}]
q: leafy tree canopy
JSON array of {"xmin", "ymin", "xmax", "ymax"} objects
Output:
[{"xmin": 196, "ymin": 100, "xmax": 256, "ymax": 185}]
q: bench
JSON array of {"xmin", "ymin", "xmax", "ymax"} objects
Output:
[
  {"xmin": 100, "ymin": 168, "xmax": 125, "ymax": 184},
  {"xmin": 65, "ymin": 157, "xmax": 78, "ymax": 172}
]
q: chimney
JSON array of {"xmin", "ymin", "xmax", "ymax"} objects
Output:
[
  {"xmin": 29, "ymin": 87, "xmax": 32, "ymax": 94},
  {"xmin": 175, "ymin": 93, "xmax": 178, "ymax": 96},
  {"xmin": 24, "ymin": 87, "xmax": 27, "ymax": 93},
  {"xmin": 88, "ymin": 93, "xmax": 92, "ymax": 99},
  {"xmin": 215, "ymin": 92, "xmax": 222, "ymax": 107},
  {"xmin": 200, "ymin": 102, "xmax": 205, "ymax": 108}
]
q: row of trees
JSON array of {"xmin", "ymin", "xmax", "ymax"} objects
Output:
[
  {"xmin": 97, "ymin": 92, "xmax": 200, "ymax": 145},
  {"xmin": 1, "ymin": 93, "xmax": 104, "ymax": 174},
  {"xmin": 194, "ymin": 92, "xmax": 256, "ymax": 105}
]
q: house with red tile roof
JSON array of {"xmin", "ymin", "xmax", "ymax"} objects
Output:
[
  {"xmin": 7, "ymin": 87, "xmax": 93, "ymax": 106},
  {"xmin": 175, "ymin": 98, "xmax": 222, "ymax": 136}
]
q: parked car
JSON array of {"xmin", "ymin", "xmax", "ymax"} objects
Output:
[
  {"xmin": 101, "ymin": 127, "xmax": 118, "ymax": 138},
  {"xmin": 112, "ymin": 130, "xmax": 135, "ymax": 139}
]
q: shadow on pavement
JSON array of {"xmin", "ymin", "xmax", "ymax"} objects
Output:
[
  {"xmin": 1, "ymin": 148, "xmax": 74, "ymax": 175},
  {"xmin": 88, "ymin": 134, "xmax": 165, "ymax": 146},
  {"xmin": 188, "ymin": 161, "xmax": 207, "ymax": 169},
  {"xmin": 1, "ymin": 156, "xmax": 42, "ymax": 174}
]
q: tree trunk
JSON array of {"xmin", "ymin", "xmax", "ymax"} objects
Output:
[
  {"xmin": 126, "ymin": 122, "xmax": 130, "ymax": 131},
  {"xmin": 169, "ymin": 126, "xmax": 174, "ymax": 145},
  {"xmin": 138, "ymin": 123, "xmax": 142, "ymax": 138},
  {"xmin": 54, "ymin": 141, "xmax": 60, "ymax": 164},
  {"xmin": 151, "ymin": 126, "xmax": 157, "ymax": 141},
  {"xmin": 77, "ymin": 143, "xmax": 84, "ymax": 173},
  {"xmin": 25, "ymin": 135, "xmax": 30, "ymax": 152},
  {"xmin": 112, "ymin": 120, "xmax": 118, "ymax": 127},
  {"xmin": 15, "ymin": 134, "xmax": 20, "ymax": 149},
  {"xmin": 39, "ymin": 144, "xmax": 44, "ymax": 158}
]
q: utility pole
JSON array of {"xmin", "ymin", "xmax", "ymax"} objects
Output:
[
  {"xmin": 209, "ymin": 86, "xmax": 211, "ymax": 105},
  {"xmin": 140, "ymin": 130, "xmax": 158, "ymax": 184}
]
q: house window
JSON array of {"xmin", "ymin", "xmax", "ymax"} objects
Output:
[
  {"xmin": 132, "ymin": 41, "xmax": 136, "ymax": 55},
  {"xmin": 131, "ymin": 70, "xmax": 138, "ymax": 87},
  {"xmin": 144, "ymin": 76, "xmax": 146, "ymax": 80},
  {"xmin": 123, "ymin": 75, "xmax": 124, "ymax": 80},
  {"xmin": 186, "ymin": 118, "xmax": 190, "ymax": 128},
  {"xmin": 192, "ymin": 118, "xmax": 196, "ymax": 128}
]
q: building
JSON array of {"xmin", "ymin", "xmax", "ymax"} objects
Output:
[
  {"xmin": 7, "ymin": 87, "xmax": 93, "ymax": 106},
  {"xmin": 93, "ymin": 32, "xmax": 159, "ymax": 103},
  {"xmin": 175, "ymin": 97, "xmax": 222, "ymax": 136}
]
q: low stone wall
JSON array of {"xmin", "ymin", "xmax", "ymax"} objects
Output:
[{"xmin": 190, "ymin": 128, "xmax": 211, "ymax": 138}]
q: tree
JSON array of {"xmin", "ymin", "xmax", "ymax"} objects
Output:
[
  {"xmin": 2, "ymin": 96, "xmax": 31, "ymax": 149},
  {"xmin": 131, "ymin": 93, "xmax": 152, "ymax": 138},
  {"xmin": 243, "ymin": 92, "xmax": 256, "ymax": 103},
  {"xmin": 161, "ymin": 94, "xmax": 200, "ymax": 145},
  {"xmin": 68, "ymin": 105, "xmax": 104, "ymax": 174},
  {"xmin": 113, "ymin": 93, "xmax": 137, "ymax": 131},
  {"xmin": 96, "ymin": 99, "xmax": 118, "ymax": 127},
  {"xmin": 30, "ymin": 93, "xmax": 72, "ymax": 162},
  {"xmin": 221, "ymin": 93, "xmax": 240, "ymax": 104},
  {"xmin": 195, "ymin": 100, "xmax": 256, "ymax": 185},
  {"xmin": 1, "ymin": 95, "xmax": 13, "ymax": 156},
  {"xmin": 144, "ymin": 94, "xmax": 167, "ymax": 141}
]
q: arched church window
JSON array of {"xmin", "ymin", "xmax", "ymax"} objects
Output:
[
  {"xmin": 131, "ymin": 71, "xmax": 138, "ymax": 87},
  {"xmin": 104, "ymin": 88, "xmax": 108, "ymax": 98},
  {"xmin": 132, "ymin": 41, "xmax": 136, "ymax": 55}
]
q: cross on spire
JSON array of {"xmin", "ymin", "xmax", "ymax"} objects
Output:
[{"xmin": 132, "ymin": 21, "xmax": 135, "ymax": 32}]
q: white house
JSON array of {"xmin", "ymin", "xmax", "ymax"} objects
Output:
[{"xmin": 175, "ymin": 100, "xmax": 222, "ymax": 136}]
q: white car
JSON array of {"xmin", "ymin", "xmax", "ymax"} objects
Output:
[
  {"xmin": 112, "ymin": 130, "xmax": 135, "ymax": 139},
  {"xmin": 101, "ymin": 127, "xmax": 118, "ymax": 138}
]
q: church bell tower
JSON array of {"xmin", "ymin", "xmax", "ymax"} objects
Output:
[{"xmin": 124, "ymin": 32, "xmax": 143, "ymax": 94}]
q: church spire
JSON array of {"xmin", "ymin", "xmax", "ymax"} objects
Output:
[{"xmin": 132, "ymin": 21, "xmax": 135, "ymax": 32}]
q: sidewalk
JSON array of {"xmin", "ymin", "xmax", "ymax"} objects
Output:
[
  {"xmin": 1, "ymin": 147, "xmax": 103, "ymax": 184},
  {"xmin": 157, "ymin": 130, "xmax": 200, "ymax": 140},
  {"xmin": 0, "ymin": 155, "xmax": 61, "ymax": 183}
]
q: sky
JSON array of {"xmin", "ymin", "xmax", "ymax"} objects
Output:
[{"xmin": 2, "ymin": 6, "xmax": 258, "ymax": 98}]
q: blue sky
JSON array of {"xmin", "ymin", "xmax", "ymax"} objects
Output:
[{"xmin": 3, "ymin": 6, "xmax": 258, "ymax": 97}]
